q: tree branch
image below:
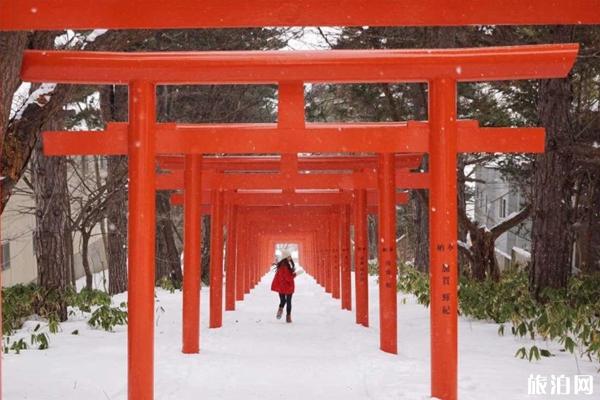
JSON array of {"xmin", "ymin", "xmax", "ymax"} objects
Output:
[{"xmin": 491, "ymin": 204, "xmax": 532, "ymax": 240}]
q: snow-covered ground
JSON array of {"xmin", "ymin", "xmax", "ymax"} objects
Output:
[{"xmin": 4, "ymin": 271, "xmax": 598, "ymax": 399}]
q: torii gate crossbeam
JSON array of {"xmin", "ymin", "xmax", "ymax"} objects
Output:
[{"xmin": 1, "ymin": 0, "xmax": 599, "ymax": 30}]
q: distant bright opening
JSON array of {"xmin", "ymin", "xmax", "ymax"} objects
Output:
[{"xmin": 274, "ymin": 243, "xmax": 299, "ymax": 266}]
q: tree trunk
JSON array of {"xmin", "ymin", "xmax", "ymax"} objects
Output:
[
  {"xmin": 32, "ymin": 117, "xmax": 72, "ymax": 321},
  {"xmin": 201, "ymin": 215, "xmax": 211, "ymax": 285},
  {"xmin": 412, "ymin": 82, "xmax": 429, "ymax": 273},
  {"xmin": 530, "ymin": 26, "xmax": 575, "ymax": 298},
  {"xmin": 155, "ymin": 191, "xmax": 181, "ymax": 283},
  {"xmin": 1, "ymin": 32, "xmax": 61, "ymax": 214},
  {"xmin": 367, "ymin": 214, "xmax": 377, "ymax": 261},
  {"xmin": 0, "ymin": 32, "xmax": 29, "ymax": 154},
  {"xmin": 81, "ymin": 230, "xmax": 93, "ymax": 291},
  {"xmin": 586, "ymin": 178, "xmax": 600, "ymax": 272},
  {"xmin": 105, "ymin": 155, "xmax": 128, "ymax": 295},
  {"xmin": 469, "ymin": 228, "xmax": 499, "ymax": 281},
  {"xmin": 70, "ymin": 240, "xmax": 76, "ymax": 287},
  {"xmin": 573, "ymin": 174, "xmax": 600, "ymax": 274},
  {"xmin": 460, "ymin": 196, "xmax": 531, "ymax": 282},
  {"xmin": 457, "ymin": 155, "xmax": 470, "ymax": 275},
  {"xmin": 100, "ymin": 86, "xmax": 129, "ymax": 295},
  {"xmin": 412, "ymin": 190, "xmax": 430, "ymax": 273}
]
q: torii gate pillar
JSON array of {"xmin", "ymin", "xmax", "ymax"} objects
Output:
[
  {"xmin": 378, "ymin": 153, "xmax": 397, "ymax": 354},
  {"xmin": 209, "ymin": 189, "xmax": 225, "ymax": 328},
  {"xmin": 340, "ymin": 205, "xmax": 352, "ymax": 310},
  {"xmin": 225, "ymin": 205, "xmax": 237, "ymax": 311},
  {"xmin": 330, "ymin": 211, "xmax": 341, "ymax": 299},
  {"xmin": 236, "ymin": 216, "xmax": 246, "ymax": 301},
  {"xmin": 127, "ymin": 81, "xmax": 157, "ymax": 399},
  {"xmin": 354, "ymin": 189, "xmax": 369, "ymax": 327},
  {"xmin": 429, "ymin": 78, "xmax": 459, "ymax": 400},
  {"xmin": 182, "ymin": 154, "xmax": 202, "ymax": 353}
]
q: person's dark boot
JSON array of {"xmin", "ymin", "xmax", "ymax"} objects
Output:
[
  {"xmin": 276, "ymin": 307, "xmax": 284, "ymax": 319},
  {"xmin": 286, "ymin": 314, "xmax": 292, "ymax": 323}
]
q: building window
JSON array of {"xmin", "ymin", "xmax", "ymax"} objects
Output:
[
  {"xmin": 499, "ymin": 198, "xmax": 507, "ymax": 218},
  {"xmin": 1, "ymin": 241, "xmax": 10, "ymax": 271}
]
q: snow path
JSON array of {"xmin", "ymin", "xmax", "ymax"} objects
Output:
[{"xmin": 4, "ymin": 272, "xmax": 598, "ymax": 399}]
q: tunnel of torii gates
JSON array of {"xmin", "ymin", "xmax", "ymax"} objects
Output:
[
  {"xmin": 1, "ymin": 3, "xmax": 598, "ymax": 399},
  {"xmin": 12, "ymin": 43, "xmax": 577, "ymax": 400},
  {"xmin": 156, "ymin": 153, "xmax": 424, "ymax": 334}
]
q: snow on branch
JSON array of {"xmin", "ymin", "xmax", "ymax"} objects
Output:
[
  {"xmin": 10, "ymin": 83, "xmax": 57, "ymax": 121},
  {"xmin": 490, "ymin": 205, "xmax": 531, "ymax": 240}
]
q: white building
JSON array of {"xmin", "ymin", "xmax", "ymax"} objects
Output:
[
  {"xmin": 473, "ymin": 165, "xmax": 531, "ymax": 268},
  {"xmin": 1, "ymin": 157, "xmax": 108, "ymax": 287},
  {"xmin": 1, "ymin": 180, "xmax": 38, "ymax": 286}
]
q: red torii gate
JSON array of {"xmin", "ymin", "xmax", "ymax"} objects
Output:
[
  {"xmin": 243, "ymin": 211, "xmax": 354, "ymax": 309},
  {"xmin": 15, "ymin": 44, "xmax": 577, "ymax": 400},
  {"xmin": 0, "ymin": 3, "xmax": 593, "ymax": 400},
  {"xmin": 170, "ymin": 192, "xmax": 402, "ymax": 343},
  {"xmin": 157, "ymin": 149, "xmax": 415, "ymax": 359},
  {"xmin": 159, "ymin": 153, "xmax": 420, "ymax": 345},
  {"xmin": 243, "ymin": 208, "xmax": 353, "ymax": 303},
  {"xmin": 155, "ymin": 154, "xmax": 428, "ymax": 192},
  {"xmin": 169, "ymin": 185, "xmax": 397, "ymax": 329}
]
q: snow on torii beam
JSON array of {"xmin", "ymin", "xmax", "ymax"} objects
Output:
[{"xmin": 1, "ymin": 0, "xmax": 598, "ymax": 30}]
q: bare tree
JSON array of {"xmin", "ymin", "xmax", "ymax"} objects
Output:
[{"xmin": 99, "ymin": 85, "xmax": 129, "ymax": 294}]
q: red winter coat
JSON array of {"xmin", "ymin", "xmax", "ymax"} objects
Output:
[{"xmin": 271, "ymin": 261, "xmax": 296, "ymax": 294}]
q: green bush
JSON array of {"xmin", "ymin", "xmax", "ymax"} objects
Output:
[
  {"xmin": 2, "ymin": 284, "xmax": 129, "ymax": 348},
  {"xmin": 458, "ymin": 268, "xmax": 537, "ymax": 323},
  {"xmin": 30, "ymin": 324, "xmax": 49, "ymax": 350},
  {"xmin": 4, "ymin": 337, "xmax": 28, "ymax": 354},
  {"xmin": 367, "ymin": 260, "xmax": 379, "ymax": 276},
  {"xmin": 395, "ymin": 265, "xmax": 600, "ymax": 366},
  {"xmin": 397, "ymin": 264, "xmax": 430, "ymax": 306},
  {"xmin": 68, "ymin": 288, "xmax": 111, "ymax": 313},
  {"xmin": 88, "ymin": 303, "xmax": 128, "ymax": 332},
  {"xmin": 2, "ymin": 284, "xmax": 69, "ymax": 333},
  {"xmin": 2, "ymin": 283, "xmax": 38, "ymax": 335},
  {"xmin": 511, "ymin": 274, "xmax": 600, "ymax": 365},
  {"xmin": 157, "ymin": 276, "xmax": 182, "ymax": 293}
]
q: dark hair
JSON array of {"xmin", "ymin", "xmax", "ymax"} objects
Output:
[{"xmin": 276, "ymin": 257, "xmax": 295, "ymax": 271}]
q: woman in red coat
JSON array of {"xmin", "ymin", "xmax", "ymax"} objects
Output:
[{"xmin": 271, "ymin": 249, "xmax": 296, "ymax": 323}]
